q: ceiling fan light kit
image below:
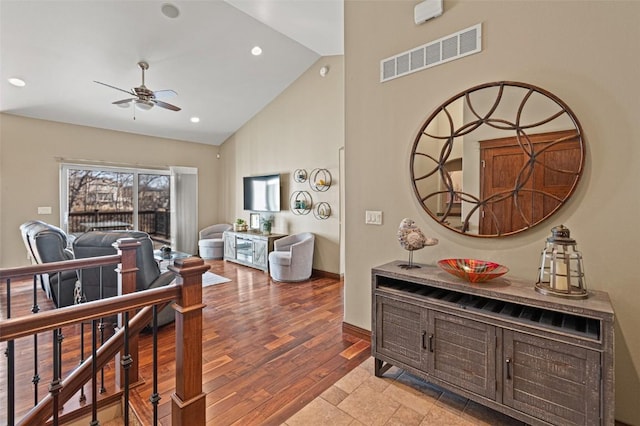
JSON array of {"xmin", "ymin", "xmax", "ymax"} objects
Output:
[
  {"xmin": 94, "ymin": 61, "xmax": 181, "ymax": 113},
  {"xmin": 135, "ymin": 99, "xmax": 154, "ymax": 110}
]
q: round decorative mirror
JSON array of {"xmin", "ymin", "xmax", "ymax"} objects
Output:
[{"xmin": 410, "ymin": 81, "xmax": 585, "ymax": 237}]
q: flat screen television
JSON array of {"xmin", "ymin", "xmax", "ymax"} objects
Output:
[{"xmin": 243, "ymin": 174, "xmax": 281, "ymax": 212}]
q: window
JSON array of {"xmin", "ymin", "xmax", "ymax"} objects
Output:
[{"xmin": 61, "ymin": 164, "xmax": 171, "ymax": 246}]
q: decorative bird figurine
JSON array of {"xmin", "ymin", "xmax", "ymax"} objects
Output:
[{"xmin": 397, "ymin": 218, "xmax": 438, "ymax": 269}]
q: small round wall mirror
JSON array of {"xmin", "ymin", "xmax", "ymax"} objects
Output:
[{"xmin": 410, "ymin": 81, "xmax": 585, "ymax": 237}]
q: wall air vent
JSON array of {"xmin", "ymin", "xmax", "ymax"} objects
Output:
[{"xmin": 380, "ymin": 23, "xmax": 482, "ymax": 83}]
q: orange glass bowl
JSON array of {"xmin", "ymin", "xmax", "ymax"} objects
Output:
[{"xmin": 437, "ymin": 258, "xmax": 509, "ymax": 283}]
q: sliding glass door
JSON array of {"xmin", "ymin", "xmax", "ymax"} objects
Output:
[
  {"xmin": 60, "ymin": 164, "xmax": 171, "ymax": 247},
  {"xmin": 138, "ymin": 173, "xmax": 171, "ymax": 244}
]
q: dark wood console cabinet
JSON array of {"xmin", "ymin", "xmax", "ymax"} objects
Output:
[{"xmin": 372, "ymin": 261, "xmax": 614, "ymax": 426}]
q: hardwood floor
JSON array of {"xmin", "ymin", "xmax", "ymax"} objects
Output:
[
  {"xmin": 133, "ymin": 260, "xmax": 370, "ymax": 425},
  {"xmin": 1, "ymin": 260, "xmax": 370, "ymax": 425}
]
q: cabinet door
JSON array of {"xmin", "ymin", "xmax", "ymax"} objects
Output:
[
  {"xmin": 428, "ymin": 312, "xmax": 496, "ymax": 400},
  {"xmin": 374, "ymin": 295, "xmax": 428, "ymax": 371},
  {"xmin": 252, "ymin": 239, "xmax": 268, "ymax": 270},
  {"xmin": 503, "ymin": 330, "xmax": 601, "ymax": 426},
  {"xmin": 223, "ymin": 233, "xmax": 236, "ymax": 260}
]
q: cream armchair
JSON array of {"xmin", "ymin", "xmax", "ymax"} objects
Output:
[
  {"xmin": 268, "ymin": 232, "xmax": 315, "ymax": 282},
  {"xmin": 198, "ymin": 224, "xmax": 232, "ymax": 259}
]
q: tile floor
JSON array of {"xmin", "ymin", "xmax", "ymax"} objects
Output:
[{"xmin": 283, "ymin": 357, "xmax": 527, "ymax": 426}]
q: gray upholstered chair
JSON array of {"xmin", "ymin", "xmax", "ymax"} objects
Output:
[
  {"xmin": 73, "ymin": 230, "xmax": 176, "ymax": 326},
  {"xmin": 198, "ymin": 224, "xmax": 232, "ymax": 259},
  {"xmin": 268, "ymin": 232, "xmax": 315, "ymax": 282},
  {"xmin": 19, "ymin": 220, "xmax": 78, "ymax": 307}
]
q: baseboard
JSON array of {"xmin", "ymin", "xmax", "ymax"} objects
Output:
[
  {"xmin": 342, "ymin": 322, "xmax": 371, "ymax": 341},
  {"xmin": 312, "ymin": 268, "xmax": 341, "ymax": 280}
]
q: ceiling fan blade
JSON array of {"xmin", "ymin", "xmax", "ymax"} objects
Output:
[
  {"xmin": 153, "ymin": 99, "xmax": 181, "ymax": 111},
  {"xmin": 112, "ymin": 98, "xmax": 136, "ymax": 108},
  {"xmin": 153, "ymin": 89, "xmax": 177, "ymax": 100},
  {"xmin": 94, "ymin": 81, "xmax": 136, "ymax": 96}
]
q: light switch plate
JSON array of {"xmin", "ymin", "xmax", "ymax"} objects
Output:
[
  {"xmin": 37, "ymin": 206, "xmax": 52, "ymax": 215},
  {"xmin": 365, "ymin": 210, "xmax": 383, "ymax": 225}
]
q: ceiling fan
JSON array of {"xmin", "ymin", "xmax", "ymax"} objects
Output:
[{"xmin": 94, "ymin": 61, "xmax": 181, "ymax": 112}]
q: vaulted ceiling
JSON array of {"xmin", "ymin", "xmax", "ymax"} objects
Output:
[{"xmin": 0, "ymin": 0, "xmax": 343, "ymax": 146}]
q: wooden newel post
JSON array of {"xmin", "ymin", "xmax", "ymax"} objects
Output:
[
  {"xmin": 169, "ymin": 256, "xmax": 210, "ymax": 425},
  {"xmin": 114, "ymin": 238, "xmax": 142, "ymax": 387}
]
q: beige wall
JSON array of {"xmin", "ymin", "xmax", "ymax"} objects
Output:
[
  {"xmin": 219, "ymin": 56, "xmax": 344, "ymax": 274},
  {"xmin": 0, "ymin": 113, "xmax": 220, "ymax": 268},
  {"xmin": 344, "ymin": 1, "xmax": 639, "ymax": 423}
]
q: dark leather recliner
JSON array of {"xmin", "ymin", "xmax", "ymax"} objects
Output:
[
  {"xmin": 20, "ymin": 220, "xmax": 78, "ymax": 307},
  {"xmin": 72, "ymin": 230, "xmax": 175, "ymax": 326}
]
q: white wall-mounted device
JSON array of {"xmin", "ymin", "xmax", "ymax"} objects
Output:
[
  {"xmin": 365, "ymin": 210, "xmax": 383, "ymax": 225},
  {"xmin": 414, "ymin": 0, "xmax": 443, "ymax": 24}
]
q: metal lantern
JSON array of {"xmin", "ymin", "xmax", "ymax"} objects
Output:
[{"xmin": 535, "ymin": 225, "xmax": 588, "ymax": 299}]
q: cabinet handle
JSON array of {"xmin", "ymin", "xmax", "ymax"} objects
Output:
[
  {"xmin": 421, "ymin": 331, "xmax": 427, "ymax": 349},
  {"xmin": 428, "ymin": 334, "xmax": 434, "ymax": 352},
  {"xmin": 505, "ymin": 357, "xmax": 512, "ymax": 380}
]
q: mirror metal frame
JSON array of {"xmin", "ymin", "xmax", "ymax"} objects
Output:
[{"xmin": 410, "ymin": 81, "xmax": 585, "ymax": 237}]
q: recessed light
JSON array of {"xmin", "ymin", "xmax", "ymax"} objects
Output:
[
  {"xmin": 251, "ymin": 46, "xmax": 262, "ymax": 56},
  {"xmin": 161, "ymin": 3, "xmax": 180, "ymax": 19},
  {"xmin": 8, "ymin": 77, "xmax": 26, "ymax": 87},
  {"xmin": 190, "ymin": 117, "xmax": 200, "ymax": 123}
]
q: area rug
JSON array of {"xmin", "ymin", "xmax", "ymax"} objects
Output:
[{"xmin": 202, "ymin": 271, "xmax": 231, "ymax": 287}]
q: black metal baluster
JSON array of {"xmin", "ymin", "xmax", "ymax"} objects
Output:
[
  {"xmin": 56, "ymin": 271, "xmax": 61, "ymax": 309},
  {"xmin": 99, "ymin": 266, "xmax": 106, "ymax": 393},
  {"xmin": 54, "ymin": 272, "xmax": 66, "ymax": 401},
  {"xmin": 56, "ymin": 327, "xmax": 64, "ymax": 385},
  {"xmin": 6, "ymin": 341, "xmax": 15, "ymax": 426},
  {"xmin": 50, "ymin": 329, "xmax": 62, "ymax": 425},
  {"xmin": 90, "ymin": 319, "xmax": 99, "ymax": 426},
  {"xmin": 31, "ymin": 275, "xmax": 41, "ymax": 407},
  {"xmin": 6, "ymin": 277, "xmax": 15, "ymax": 425},
  {"xmin": 76, "ymin": 269, "xmax": 86, "ymax": 403},
  {"xmin": 31, "ymin": 275, "xmax": 40, "ymax": 315},
  {"xmin": 122, "ymin": 311, "xmax": 132, "ymax": 425},
  {"xmin": 79, "ymin": 319, "xmax": 86, "ymax": 403},
  {"xmin": 149, "ymin": 305, "xmax": 160, "ymax": 425}
]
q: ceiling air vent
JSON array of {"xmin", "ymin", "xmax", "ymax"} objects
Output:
[{"xmin": 380, "ymin": 23, "xmax": 482, "ymax": 83}]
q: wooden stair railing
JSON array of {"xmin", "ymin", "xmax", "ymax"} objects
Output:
[
  {"xmin": 5, "ymin": 291, "xmax": 176, "ymax": 425},
  {"xmin": 0, "ymin": 238, "xmax": 209, "ymax": 425}
]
